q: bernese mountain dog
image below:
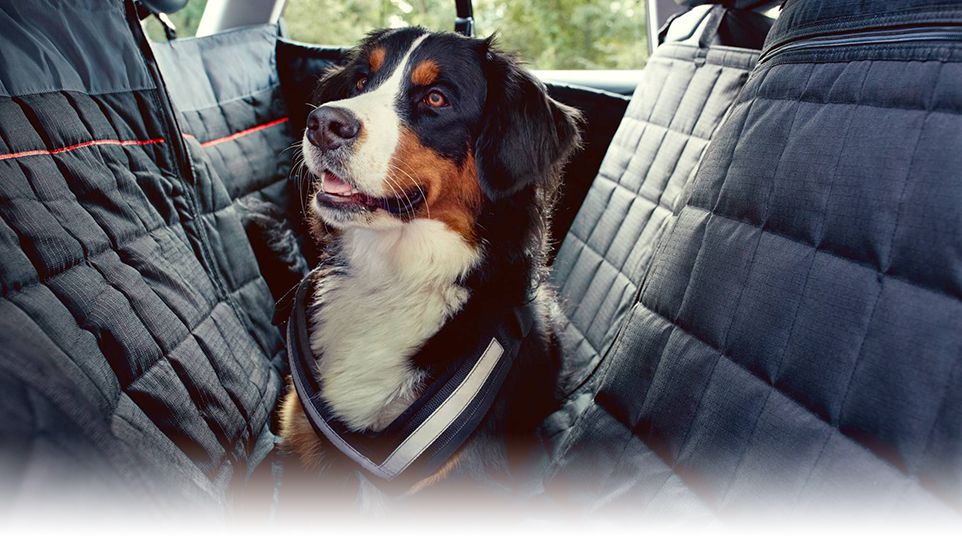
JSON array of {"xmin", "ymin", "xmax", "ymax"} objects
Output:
[{"xmin": 278, "ymin": 27, "xmax": 581, "ymax": 494}]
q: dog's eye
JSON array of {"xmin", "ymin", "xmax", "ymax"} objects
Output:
[
  {"xmin": 355, "ymin": 77, "xmax": 368, "ymax": 91},
  {"xmin": 424, "ymin": 90, "xmax": 447, "ymax": 108}
]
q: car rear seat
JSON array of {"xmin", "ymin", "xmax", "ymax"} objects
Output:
[
  {"xmin": 544, "ymin": 0, "xmax": 766, "ymax": 451},
  {"xmin": 545, "ymin": 0, "xmax": 962, "ymax": 520},
  {"xmin": 0, "ymin": 0, "xmax": 284, "ymax": 508}
]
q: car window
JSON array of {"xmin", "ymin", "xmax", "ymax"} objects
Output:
[{"xmin": 283, "ymin": 0, "xmax": 649, "ymax": 70}]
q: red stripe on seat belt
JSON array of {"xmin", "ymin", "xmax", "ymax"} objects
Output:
[{"xmin": 0, "ymin": 138, "xmax": 167, "ymax": 163}]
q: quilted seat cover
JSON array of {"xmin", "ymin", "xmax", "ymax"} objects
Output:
[
  {"xmin": 545, "ymin": 6, "xmax": 760, "ymax": 456},
  {"xmin": 0, "ymin": 0, "xmax": 282, "ymax": 507},
  {"xmin": 547, "ymin": 0, "xmax": 962, "ymax": 519}
]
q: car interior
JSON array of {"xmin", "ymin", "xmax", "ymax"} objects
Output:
[{"xmin": 1, "ymin": 0, "xmax": 960, "ymax": 529}]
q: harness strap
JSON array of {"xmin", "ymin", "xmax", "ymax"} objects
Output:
[{"xmin": 285, "ymin": 272, "xmax": 534, "ymax": 487}]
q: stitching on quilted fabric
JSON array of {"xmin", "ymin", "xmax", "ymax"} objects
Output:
[
  {"xmin": 182, "ymin": 122, "xmax": 293, "ymax": 204},
  {"xmin": 600, "ymin": 74, "xmax": 769, "ymax": 502},
  {"xmin": 15, "ymin": 99, "xmax": 203, "ymax": 386},
  {"xmin": 563, "ymin": 233, "xmax": 637, "ymax": 288},
  {"xmin": 716, "ymin": 63, "xmax": 818, "ymax": 497},
  {"xmin": 0, "ymin": 137, "xmax": 166, "ymax": 162},
  {"xmin": 662, "ymin": 207, "xmax": 767, "ymax": 485},
  {"xmin": 651, "ymin": 66, "xmax": 723, "ymax": 213},
  {"xmin": 599, "ymin": 305, "xmax": 922, "ymax": 491},
  {"xmin": 834, "ymin": 59, "xmax": 940, "ymax": 442},
  {"xmin": 684, "ymin": 209, "xmax": 962, "ymax": 304},
  {"xmin": 57, "ymin": 92, "xmax": 164, "ymax": 237},
  {"xmin": 176, "ymin": 83, "xmax": 282, "ymax": 114},
  {"xmin": 575, "ymin": 56, "xmax": 678, "ymax": 255},
  {"xmin": 550, "ymin": 51, "xmax": 759, "ymax": 505},
  {"xmin": 216, "ymin": 100, "xmax": 259, "ymax": 193},
  {"xmin": 188, "ymin": 117, "xmax": 289, "ymax": 148},
  {"xmin": 562, "ymin": 65, "xmax": 719, "ymax": 352},
  {"xmin": 562, "ymin": 234, "xmax": 638, "ymax": 346},
  {"xmin": 2, "ymin": 297, "xmax": 116, "ymax": 406},
  {"xmin": 176, "ymin": 316, "xmax": 265, "ymax": 470},
  {"xmin": 558, "ymin": 302, "xmax": 599, "ymax": 356},
  {"xmin": 131, "ymin": 231, "xmax": 217, "ymax": 326},
  {"xmin": 744, "ymin": 93, "xmax": 962, "ymax": 117},
  {"xmin": 117, "ymin": 274, "xmax": 263, "ymax": 391},
  {"xmin": 206, "ymin": 306, "xmax": 267, "ymax": 449},
  {"xmin": 127, "ymin": 357, "xmax": 234, "ymax": 474}
]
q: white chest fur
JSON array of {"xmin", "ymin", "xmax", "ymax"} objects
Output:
[{"xmin": 309, "ymin": 219, "xmax": 479, "ymax": 432}]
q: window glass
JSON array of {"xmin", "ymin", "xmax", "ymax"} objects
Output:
[
  {"xmin": 283, "ymin": 0, "xmax": 648, "ymax": 69},
  {"xmin": 143, "ymin": 0, "xmax": 208, "ymax": 40},
  {"xmin": 284, "ymin": 0, "xmax": 452, "ymax": 45}
]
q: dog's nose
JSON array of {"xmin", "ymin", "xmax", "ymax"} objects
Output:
[{"xmin": 306, "ymin": 106, "xmax": 360, "ymax": 150}]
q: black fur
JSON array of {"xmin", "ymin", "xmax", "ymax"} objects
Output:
[{"xmin": 475, "ymin": 39, "xmax": 583, "ymax": 200}]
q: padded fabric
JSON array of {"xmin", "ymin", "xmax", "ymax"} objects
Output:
[
  {"xmin": 0, "ymin": 0, "xmax": 282, "ymax": 506},
  {"xmin": 547, "ymin": 0, "xmax": 962, "ymax": 518},
  {"xmin": 545, "ymin": 84, "xmax": 629, "ymax": 263},
  {"xmin": 153, "ymin": 25, "xmax": 294, "ymax": 206},
  {"xmin": 152, "ymin": 25, "xmax": 315, "ymax": 305},
  {"xmin": 547, "ymin": 36, "xmax": 758, "ymax": 408}
]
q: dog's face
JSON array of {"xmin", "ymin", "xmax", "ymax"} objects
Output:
[{"xmin": 302, "ymin": 27, "xmax": 580, "ymax": 243}]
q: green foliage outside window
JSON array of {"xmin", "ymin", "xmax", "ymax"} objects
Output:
[
  {"xmin": 284, "ymin": 0, "xmax": 648, "ymax": 69},
  {"xmin": 143, "ymin": 0, "xmax": 648, "ymax": 70}
]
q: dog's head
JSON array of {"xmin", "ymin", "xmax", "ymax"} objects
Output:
[{"xmin": 302, "ymin": 27, "xmax": 581, "ymax": 244}]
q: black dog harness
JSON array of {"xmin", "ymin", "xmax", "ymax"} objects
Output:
[{"xmin": 282, "ymin": 272, "xmax": 535, "ymax": 486}]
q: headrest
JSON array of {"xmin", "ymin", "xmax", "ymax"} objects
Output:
[{"xmin": 676, "ymin": 0, "xmax": 778, "ymax": 9}]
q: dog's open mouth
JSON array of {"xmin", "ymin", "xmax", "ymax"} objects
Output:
[{"xmin": 316, "ymin": 171, "xmax": 424, "ymax": 216}]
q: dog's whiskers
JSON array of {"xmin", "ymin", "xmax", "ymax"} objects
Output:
[
  {"xmin": 389, "ymin": 158, "xmax": 430, "ymax": 215},
  {"xmin": 387, "ymin": 162, "xmax": 430, "ymax": 220},
  {"xmin": 386, "ymin": 169, "xmax": 420, "ymax": 221},
  {"xmin": 385, "ymin": 172, "xmax": 418, "ymax": 221}
]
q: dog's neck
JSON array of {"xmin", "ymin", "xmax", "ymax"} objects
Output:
[
  {"xmin": 339, "ymin": 221, "xmax": 478, "ymax": 285},
  {"xmin": 309, "ymin": 219, "xmax": 480, "ymax": 432}
]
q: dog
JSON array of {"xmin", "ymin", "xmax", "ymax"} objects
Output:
[{"xmin": 278, "ymin": 27, "xmax": 581, "ymax": 494}]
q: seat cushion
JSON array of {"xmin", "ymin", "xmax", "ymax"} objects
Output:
[{"xmin": 547, "ymin": 0, "xmax": 962, "ymax": 519}]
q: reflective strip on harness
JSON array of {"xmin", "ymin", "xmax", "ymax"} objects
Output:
[{"xmin": 380, "ymin": 338, "xmax": 503, "ymax": 478}]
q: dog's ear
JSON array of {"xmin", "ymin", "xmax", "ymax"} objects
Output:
[{"xmin": 475, "ymin": 39, "xmax": 583, "ymax": 200}]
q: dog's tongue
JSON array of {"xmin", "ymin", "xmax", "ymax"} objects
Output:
[{"xmin": 323, "ymin": 171, "xmax": 355, "ymax": 195}]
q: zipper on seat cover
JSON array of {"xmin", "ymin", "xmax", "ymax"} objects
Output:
[{"xmin": 759, "ymin": 23, "xmax": 962, "ymax": 65}]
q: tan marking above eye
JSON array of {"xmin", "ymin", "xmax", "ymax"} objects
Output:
[
  {"xmin": 369, "ymin": 47, "xmax": 386, "ymax": 72},
  {"xmin": 411, "ymin": 59, "xmax": 440, "ymax": 87}
]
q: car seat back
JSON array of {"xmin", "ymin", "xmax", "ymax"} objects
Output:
[
  {"xmin": 0, "ymin": 0, "xmax": 282, "ymax": 507},
  {"xmin": 546, "ymin": 2, "xmax": 764, "ymax": 451},
  {"xmin": 548, "ymin": 0, "xmax": 962, "ymax": 519}
]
